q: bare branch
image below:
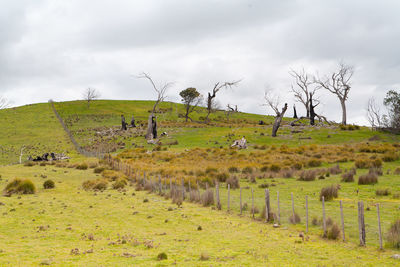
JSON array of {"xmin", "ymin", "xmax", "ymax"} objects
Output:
[
  {"xmin": 82, "ymin": 88, "xmax": 100, "ymax": 108},
  {"xmin": 263, "ymin": 90, "xmax": 281, "ymax": 115},
  {"xmin": 0, "ymin": 96, "xmax": 11, "ymax": 109}
]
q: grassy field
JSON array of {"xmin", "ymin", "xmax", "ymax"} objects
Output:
[
  {"xmin": 0, "ymin": 163, "xmax": 398, "ymax": 266},
  {"xmin": 1, "ymin": 99, "xmax": 400, "ymax": 265}
]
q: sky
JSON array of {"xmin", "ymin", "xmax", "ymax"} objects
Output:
[{"xmin": 1, "ymin": 0, "xmax": 400, "ymax": 125}]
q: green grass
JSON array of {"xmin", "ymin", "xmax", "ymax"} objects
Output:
[{"xmin": 0, "ymin": 164, "xmax": 398, "ymax": 266}]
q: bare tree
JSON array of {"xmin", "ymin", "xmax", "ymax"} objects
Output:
[
  {"xmin": 314, "ymin": 62, "xmax": 354, "ymax": 125},
  {"xmin": 83, "ymin": 88, "xmax": 100, "ymax": 108},
  {"xmin": 264, "ymin": 90, "xmax": 288, "ymax": 137},
  {"xmin": 289, "ymin": 68, "xmax": 317, "ymax": 117},
  {"xmin": 225, "ymin": 104, "xmax": 238, "ymax": 121},
  {"xmin": 0, "ymin": 96, "xmax": 10, "ymax": 109},
  {"xmin": 366, "ymin": 97, "xmax": 383, "ymax": 130},
  {"xmin": 205, "ymin": 80, "xmax": 240, "ymax": 121},
  {"xmin": 137, "ymin": 72, "xmax": 173, "ymax": 140}
]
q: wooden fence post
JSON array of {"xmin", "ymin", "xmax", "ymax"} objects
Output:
[
  {"xmin": 322, "ymin": 196, "xmax": 326, "ymax": 238},
  {"xmin": 377, "ymin": 203, "xmax": 383, "ymax": 250},
  {"xmin": 358, "ymin": 201, "xmax": 366, "ymax": 246},
  {"xmin": 277, "ymin": 191, "xmax": 280, "ymax": 224},
  {"xmin": 265, "ymin": 189, "xmax": 270, "ymax": 222},
  {"xmin": 216, "ymin": 182, "xmax": 221, "ymax": 210},
  {"xmin": 169, "ymin": 179, "xmax": 172, "ymax": 191},
  {"xmin": 240, "ymin": 187, "xmax": 242, "ymax": 215},
  {"xmin": 305, "ymin": 195, "xmax": 308, "ymax": 233},
  {"xmin": 251, "ymin": 188, "xmax": 254, "ymax": 218},
  {"xmin": 227, "ymin": 184, "xmax": 230, "ymax": 212},
  {"xmin": 143, "ymin": 172, "xmax": 146, "ymax": 186},
  {"xmin": 291, "ymin": 193, "xmax": 295, "ymax": 220},
  {"xmin": 188, "ymin": 180, "xmax": 191, "ymax": 194},
  {"xmin": 181, "ymin": 178, "xmax": 185, "ymax": 200},
  {"xmin": 158, "ymin": 175, "xmax": 162, "ymax": 194},
  {"xmin": 340, "ymin": 200, "xmax": 345, "ymax": 242}
]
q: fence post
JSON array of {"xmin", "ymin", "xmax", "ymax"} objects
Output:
[
  {"xmin": 358, "ymin": 201, "xmax": 366, "ymax": 246},
  {"xmin": 181, "ymin": 178, "xmax": 185, "ymax": 200},
  {"xmin": 277, "ymin": 191, "xmax": 280, "ymax": 224},
  {"xmin": 251, "ymin": 188, "xmax": 254, "ymax": 218},
  {"xmin": 188, "ymin": 180, "xmax": 191, "ymax": 194},
  {"xmin": 143, "ymin": 172, "xmax": 146, "ymax": 186},
  {"xmin": 227, "ymin": 184, "xmax": 230, "ymax": 212},
  {"xmin": 322, "ymin": 196, "xmax": 327, "ymax": 238},
  {"xmin": 340, "ymin": 200, "xmax": 345, "ymax": 242},
  {"xmin": 377, "ymin": 203, "xmax": 383, "ymax": 250},
  {"xmin": 240, "ymin": 187, "xmax": 242, "ymax": 215},
  {"xmin": 169, "ymin": 179, "xmax": 172, "ymax": 191},
  {"xmin": 305, "ymin": 195, "xmax": 308, "ymax": 233},
  {"xmin": 291, "ymin": 192, "xmax": 295, "ymax": 220},
  {"xmin": 158, "ymin": 175, "xmax": 162, "ymax": 194},
  {"xmin": 265, "ymin": 189, "xmax": 270, "ymax": 222},
  {"xmin": 216, "ymin": 182, "xmax": 221, "ymax": 210}
]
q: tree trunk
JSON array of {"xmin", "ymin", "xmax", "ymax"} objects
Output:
[
  {"xmin": 146, "ymin": 114, "xmax": 154, "ymax": 140},
  {"xmin": 309, "ymin": 93, "xmax": 316, "ymax": 126},
  {"xmin": 341, "ymin": 100, "xmax": 347, "ymax": 125},
  {"xmin": 293, "ymin": 105, "xmax": 298, "ymax": 119},
  {"xmin": 272, "ymin": 103, "xmax": 288, "ymax": 137},
  {"xmin": 185, "ymin": 104, "xmax": 190, "ymax": 122}
]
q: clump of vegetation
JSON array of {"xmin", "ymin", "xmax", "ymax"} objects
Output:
[
  {"xmin": 157, "ymin": 252, "xmax": 168, "ymax": 260},
  {"xmin": 386, "ymin": 219, "xmax": 400, "ymax": 248},
  {"xmin": 355, "ymin": 158, "xmax": 382, "ymax": 169},
  {"xmin": 216, "ymin": 172, "xmax": 229, "ymax": 182},
  {"xmin": 258, "ymin": 183, "xmax": 269, "ymax": 189},
  {"xmin": 82, "ymin": 179, "xmax": 108, "ymax": 191},
  {"xmin": 289, "ymin": 212, "xmax": 301, "ymax": 224},
  {"xmin": 112, "ymin": 178, "xmax": 127, "ymax": 190},
  {"xmin": 339, "ymin": 124, "xmax": 360, "ymax": 131},
  {"xmin": 369, "ymin": 167, "xmax": 383, "ymax": 176},
  {"xmin": 94, "ymin": 166, "xmax": 105, "ymax": 174},
  {"xmin": 320, "ymin": 185, "xmax": 338, "ymax": 201},
  {"xmin": 269, "ymin": 164, "xmax": 281, "ymax": 173},
  {"xmin": 24, "ymin": 161, "xmax": 35, "ymax": 167},
  {"xmin": 201, "ymin": 189, "xmax": 214, "ymax": 207},
  {"xmin": 394, "ymin": 168, "xmax": 400, "ymax": 175},
  {"xmin": 76, "ymin": 163, "xmax": 88, "ymax": 170},
  {"xmin": 228, "ymin": 166, "xmax": 239, "ymax": 173},
  {"xmin": 298, "ymin": 170, "xmax": 316, "ymax": 181},
  {"xmin": 281, "ymin": 168, "xmax": 294, "ymax": 178},
  {"xmin": 376, "ymin": 188, "xmax": 390, "ymax": 196},
  {"xmin": 326, "ymin": 223, "xmax": 341, "ymax": 240},
  {"xmin": 43, "ymin": 179, "xmax": 55, "ymax": 189},
  {"xmin": 341, "ymin": 171, "xmax": 354, "ymax": 182},
  {"xmin": 226, "ymin": 176, "xmax": 240, "ymax": 189},
  {"xmin": 200, "ymin": 252, "xmax": 210, "ymax": 261},
  {"xmin": 242, "ymin": 166, "xmax": 253, "ymax": 174},
  {"xmin": 251, "ymin": 206, "xmax": 259, "ymax": 214},
  {"xmin": 328, "ymin": 164, "xmax": 342, "ymax": 175},
  {"xmin": 4, "ymin": 178, "xmax": 36, "ymax": 195},
  {"xmin": 307, "ymin": 159, "xmax": 322, "ymax": 167},
  {"xmin": 358, "ymin": 173, "xmax": 378, "ymax": 185},
  {"xmin": 382, "ymin": 152, "xmax": 399, "ymax": 162}
]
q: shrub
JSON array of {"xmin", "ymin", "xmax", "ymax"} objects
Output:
[
  {"xmin": 354, "ymin": 159, "xmax": 369, "ymax": 169},
  {"xmin": 189, "ymin": 190, "xmax": 201, "ymax": 203},
  {"xmin": 242, "ymin": 166, "xmax": 253, "ymax": 174},
  {"xmin": 269, "ymin": 164, "xmax": 281, "ymax": 173},
  {"xmin": 201, "ymin": 189, "xmax": 214, "ymax": 207},
  {"xmin": 200, "ymin": 252, "xmax": 210, "ymax": 261},
  {"xmin": 43, "ymin": 180, "xmax": 55, "ymax": 189},
  {"xmin": 260, "ymin": 166, "xmax": 269, "ymax": 172},
  {"xmin": 320, "ymin": 185, "xmax": 338, "ymax": 201},
  {"xmin": 386, "ymin": 219, "xmax": 400, "ymax": 248},
  {"xmin": 76, "ymin": 163, "xmax": 88, "ymax": 170},
  {"xmin": 307, "ymin": 159, "xmax": 322, "ymax": 167},
  {"xmin": 298, "ymin": 170, "xmax": 316, "ymax": 181},
  {"xmin": 281, "ymin": 169, "xmax": 294, "ymax": 178},
  {"xmin": 157, "ymin": 252, "xmax": 167, "ymax": 260},
  {"xmin": 312, "ymin": 216, "xmax": 320, "ymax": 226},
  {"xmin": 394, "ymin": 168, "xmax": 400, "ymax": 175},
  {"xmin": 216, "ymin": 172, "xmax": 229, "ymax": 182},
  {"xmin": 382, "ymin": 152, "xmax": 399, "ymax": 162},
  {"xmin": 228, "ymin": 166, "xmax": 239, "ymax": 173},
  {"xmin": 112, "ymin": 178, "xmax": 127, "ymax": 190},
  {"xmin": 205, "ymin": 167, "xmax": 218, "ymax": 174},
  {"xmin": 326, "ymin": 223, "xmax": 341, "ymax": 240},
  {"xmin": 94, "ymin": 167, "xmax": 105, "ymax": 174},
  {"xmin": 258, "ymin": 183, "xmax": 269, "ymax": 189},
  {"xmin": 358, "ymin": 173, "xmax": 378, "ymax": 185},
  {"xmin": 24, "ymin": 161, "xmax": 35, "ymax": 167},
  {"xmin": 376, "ymin": 188, "xmax": 390, "ymax": 196},
  {"xmin": 251, "ymin": 206, "xmax": 259, "ymax": 214},
  {"xmin": 226, "ymin": 176, "xmax": 240, "ymax": 189},
  {"xmin": 82, "ymin": 179, "xmax": 108, "ymax": 191},
  {"xmin": 341, "ymin": 171, "xmax": 354, "ymax": 182},
  {"xmin": 328, "ymin": 165, "xmax": 342, "ymax": 175},
  {"xmin": 369, "ymin": 167, "xmax": 383, "ymax": 176},
  {"xmin": 289, "ymin": 212, "xmax": 301, "ymax": 224},
  {"xmin": 291, "ymin": 162, "xmax": 303, "ymax": 170},
  {"xmin": 4, "ymin": 178, "xmax": 36, "ymax": 195}
]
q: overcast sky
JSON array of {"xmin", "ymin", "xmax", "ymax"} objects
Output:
[{"xmin": 1, "ymin": 0, "xmax": 400, "ymax": 124}]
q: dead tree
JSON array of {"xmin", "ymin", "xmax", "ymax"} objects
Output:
[
  {"xmin": 314, "ymin": 62, "xmax": 354, "ymax": 125},
  {"xmin": 293, "ymin": 105, "xmax": 298, "ymax": 119},
  {"xmin": 289, "ymin": 68, "xmax": 317, "ymax": 118},
  {"xmin": 83, "ymin": 88, "xmax": 100, "ymax": 108},
  {"xmin": 309, "ymin": 93, "xmax": 318, "ymax": 125},
  {"xmin": 225, "ymin": 104, "xmax": 238, "ymax": 121},
  {"xmin": 137, "ymin": 72, "xmax": 172, "ymax": 140},
  {"xmin": 0, "ymin": 96, "xmax": 10, "ymax": 109},
  {"xmin": 264, "ymin": 91, "xmax": 288, "ymax": 137},
  {"xmin": 205, "ymin": 80, "xmax": 240, "ymax": 122},
  {"xmin": 366, "ymin": 97, "xmax": 383, "ymax": 130}
]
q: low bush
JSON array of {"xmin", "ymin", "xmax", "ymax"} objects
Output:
[
  {"xmin": 382, "ymin": 152, "xmax": 399, "ymax": 162},
  {"xmin": 307, "ymin": 159, "xmax": 322, "ymax": 167},
  {"xmin": 157, "ymin": 252, "xmax": 168, "ymax": 261},
  {"xmin": 216, "ymin": 172, "xmax": 229, "ymax": 182},
  {"xmin": 328, "ymin": 165, "xmax": 342, "ymax": 175},
  {"xmin": 4, "ymin": 178, "xmax": 36, "ymax": 195},
  {"xmin": 43, "ymin": 180, "xmax": 55, "ymax": 189},
  {"xmin": 298, "ymin": 170, "xmax": 316, "ymax": 181},
  {"xmin": 260, "ymin": 166, "xmax": 269, "ymax": 172},
  {"xmin": 341, "ymin": 171, "xmax": 354, "ymax": 182},
  {"xmin": 112, "ymin": 178, "xmax": 127, "ymax": 190},
  {"xmin": 386, "ymin": 219, "xmax": 400, "ymax": 248},
  {"xmin": 94, "ymin": 167, "xmax": 105, "ymax": 174},
  {"xmin": 369, "ymin": 167, "xmax": 383, "ymax": 176},
  {"xmin": 228, "ymin": 166, "xmax": 239, "ymax": 173},
  {"xmin": 226, "ymin": 176, "xmax": 240, "ymax": 189},
  {"xmin": 76, "ymin": 163, "xmax": 88, "ymax": 170},
  {"xmin": 24, "ymin": 161, "xmax": 35, "ymax": 167},
  {"xmin": 358, "ymin": 173, "xmax": 378, "ymax": 185},
  {"xmin": 242, "ymin": 166, "xmax": 253, "ymax": 174},
  {"xmin": 320, "ymin": 185, "xmax": 338, "ymax": 201},
  {"xmin": 258, "ymin": 183, "xmax": 269, "ymax": 189},
  {"xmin": 269, "ymin": 164, "xmax": 281, "ymax": 173},
  {"xmin": 251, "ymin": 206, "xmax": 259, "ymax": 214},
  {"xmin": 201, "ymin": 189, "xmax": 214, "ymax": 207},
  {"xmin": 82, "ymin": 179, "xmax": 108, "ymax": 191},
  {"xmin": 395, "ymin": 168, "xmax": 400, "ymax": 175},
  {"xmin": 289, "ymin": 212, "xmax": 301, "ymax": 224},
  {"xmin": 376, "ymin": 188, "xmax": 390, "ymax": 196},
  {"xmin": 326, "ymin": 223, "xmax": 341, "ymax": 240},
  {"xmin": 291, "ymin": 162, "xmax": 303, "ymax": 170},
  {"xmin": 281, "ymin": 169, "xmax": 294, "ymax": 178}
]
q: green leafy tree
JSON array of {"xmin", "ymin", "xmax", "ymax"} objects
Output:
[
  {"xmin": 383, "ymin": 90, "xmax": 400, "ymax": 130},
  {"xmin": 179, "ymin": 88, "xmax": 202, "ymax": 122}
]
